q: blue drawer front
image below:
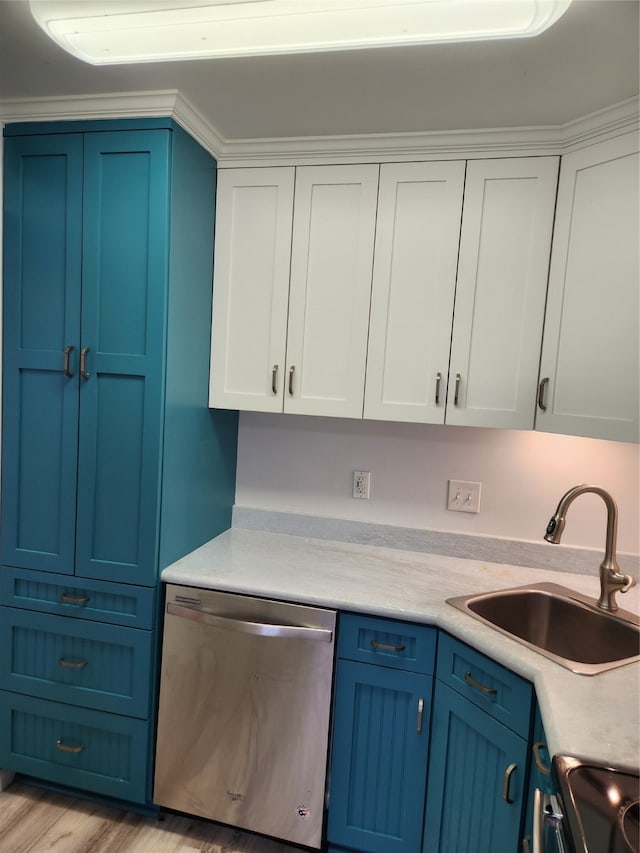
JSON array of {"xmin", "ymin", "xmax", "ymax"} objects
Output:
[
  {"xmin": 0, "ymin": 608, "xmax": 152, "ymax": 718},
  {"xmin": 0, "ymin": 691, "xmax": 149, "ymax": 804},
  {"xmin": 338, "ymin": 612, "xmax": 436, "ymax": 674},
  {"xmin": 436, "ymin": 633, "xmax": 533, "ymax": 737},
  {"xmin": 0, "ymin": 567, "xmax": 155, "ymax": 629}
]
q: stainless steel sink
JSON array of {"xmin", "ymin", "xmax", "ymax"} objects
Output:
[{"xmin": 447, "ymin": 582, "xmax": 640, "ymax": 675}]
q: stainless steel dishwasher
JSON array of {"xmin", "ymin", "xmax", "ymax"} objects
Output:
[{"xmin": 154, "ymin": 583, "xmax": 336, "ymax": 849}]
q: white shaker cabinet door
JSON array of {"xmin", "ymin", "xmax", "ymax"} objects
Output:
[
  {"xmin": 364, "ymin": 161, "xmax": 466, "ymax": 423},
  {"xmin": 284, "ymin": 164, "xmax": 379, "ymax": 418},
  {"xmin": 536, "ymin": 133, "xmax": 639, "ymax": 442},
  {"xmin": 446, "ymin": 156, "xmax": 559, "ymax": 429},
  {"xmin": 209, "ymin": 167, "xmax": 294, "ymax": 411}
]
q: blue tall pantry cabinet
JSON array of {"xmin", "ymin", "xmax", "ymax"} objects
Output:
[{"xmin": 0, "ymin": 119, "xmax": 238, "ymax": 804}]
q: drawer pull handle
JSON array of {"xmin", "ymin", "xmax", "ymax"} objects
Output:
[
  {"xmin": 503, "ymin": 761, "xmax": 518, "ymax": 803},
  {"xmin": 56, "ymin": 739, "xmax": 85, "ymax": 754},
  {"xmin": 370, "ymin": 639, "xmax": 406, "ymax": 653},
  {"xmin": 435, "ymin": 371, "xmax": 442, "ymax": 406},
  {"xmin": 464, "ymin": 670, "xmax": 497, "ymax": 696},
  {"xmin": 416, "ymin": 697, "xmax": 424, "ymax": 733},
  {"xmin": 272, "ymin": 364, "xmax": 278, "ymax": 395},
  {"xmin": 63, "ymin": 345, "xmax": 74, "ymax": 378},
  {"xmin": 80, "ymin": 346, "xmax": 90, "ymax": 380},
  {"xmin": 59, "ymin": 593, "xmax": 90, "ymax": 606},
  {"xmin": 454, "ymin": 372, "xmax": 461, "ymax": 406},
  {"xmin": 532, "ymin": 741, "xmax": 551, "ymax": 775},
  {"xmin": 58, "ymin": 657, "xmax": 88, "ymax": 670},
  {"xmin": 538, "ymin": 377, "xmax": 549, "ymax": 412},
  {"xmin": 288, "ymin": 365, "xmax": 295, "ymax": 396}
]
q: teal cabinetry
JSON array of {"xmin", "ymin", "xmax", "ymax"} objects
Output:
[
  {"xmin": 328, "ymin": 613, "xmax": 436, "ymax": 853},
  {"xmin": 1, "ymin": 119, "xmax": 238, "ymax": 804},
  {"xmin": 423, "ymin": 633, "xmax": 534, "ymax": 853}
]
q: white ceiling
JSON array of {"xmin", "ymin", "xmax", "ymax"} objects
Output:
[{"xmin": 0, "ymin": 0, "xmax": 638, "ymax": 142}]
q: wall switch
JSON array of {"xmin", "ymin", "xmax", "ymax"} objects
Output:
[
  {"xmin": 447, "ymin": 479, "xmax": 481, "ymax": 513},
  {"xmin": 352, "ymin": 470, "xmax": 371, "ymax": 500}
]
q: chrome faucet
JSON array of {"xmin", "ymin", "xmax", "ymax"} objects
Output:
[{"xmin": 544, "ymin": 485, "xmax": 636, "ymax": 612}]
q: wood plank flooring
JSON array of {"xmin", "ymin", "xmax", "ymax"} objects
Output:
[{"xmin": 0, "ymin": 782, "xmax": 310, "ymax": 853}]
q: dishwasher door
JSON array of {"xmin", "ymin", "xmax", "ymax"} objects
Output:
[{"xmin": 154, "ymin": 584, "xmax": 336, "ymax": 849}]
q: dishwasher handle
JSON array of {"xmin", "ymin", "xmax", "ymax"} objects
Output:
[{"xmin": 167, "ymin": 602, "xmax": 334, "ymax": 643}]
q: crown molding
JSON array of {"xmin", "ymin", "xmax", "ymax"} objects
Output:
[
  {"xmin": 1, "ymin": 90, "xmax": 637, "ymax": 166},
  {"xmin": 0, "ymin": 89, "xmax": 225, "ymax": 158}
]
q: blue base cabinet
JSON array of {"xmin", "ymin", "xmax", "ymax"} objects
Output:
[
  {"xmin": 423, "ymin": 634, "xmax": 534, "ymax": 853},
  {"xmin": 1, "ymin": 119, "xmax": 238, "ymax": 805},
  {"xmin": 328, "ymin": 613, "xmax": 436, "ymax": 853}
]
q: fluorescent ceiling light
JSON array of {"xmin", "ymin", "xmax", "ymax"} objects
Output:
[{"xmin": 30, "ymin": 0, "xmax": 574, "ymax": 65}]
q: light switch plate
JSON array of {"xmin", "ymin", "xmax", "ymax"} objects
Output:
[{"xmin": 448, "ymin": 479, "xmax": 481, "ymax": 513}]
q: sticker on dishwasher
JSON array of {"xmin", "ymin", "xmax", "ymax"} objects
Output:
[{"xmin": 296, "ymin": 805, "xmax": 311, "ymax": 820}]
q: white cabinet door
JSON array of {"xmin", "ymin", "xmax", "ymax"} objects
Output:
[
  {"xmin": 284, "ymin": 164, "xmax": 379, "ymax": 418},
  {"xmin": 446, "ymin": 157, "xmax": 559, "ymax": 429},
  {"xmin": 364, "ymin": 161, "xmax": 466, "ymax": 423},
  {"xmin": 209, "ymin": 167, "xmax": 294, "ymax": 411},
  {"xmin": 536, "ymin": 133, "xmax": 639, "ymax": 442}
]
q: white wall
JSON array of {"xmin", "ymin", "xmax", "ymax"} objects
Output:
[{"xmin": 235, "ymin": 412, "xmax": 640, "ymax": 555}]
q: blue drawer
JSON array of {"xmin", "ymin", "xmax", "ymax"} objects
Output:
[
  {"xmin": 0, "ymin": 567, "xmax": 155, "ymax": 629},
  {"xmin": 0, "ymin": 607, "xmax": 153, "ymax": 718},
  {"xmin": 0, "ymin": 691, "xmax": 149, "ymax": 804},
  {"xmin": 338, "ymin": 612, "xmax": 436, "ymax": 674},
  {"xmin": 436, "ymin": 633, "xmax": 533, "ymax": 737}
]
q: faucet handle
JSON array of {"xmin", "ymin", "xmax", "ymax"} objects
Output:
[{"xmin": 620, "ymin": 575, "xmax": 636, "ymax": 594}]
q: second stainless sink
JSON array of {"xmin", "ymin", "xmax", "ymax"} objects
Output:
[{"xmin": 448, "ymin": 582, "xmax": 640, "ymax": 675}]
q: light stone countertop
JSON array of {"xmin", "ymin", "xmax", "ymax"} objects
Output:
[{"xmin": 161, "ymin": 527, "xmax": 640, "ymax": 772}]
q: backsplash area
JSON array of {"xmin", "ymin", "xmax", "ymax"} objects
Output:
[{"xmin": 234, "ymin": 412, "xmax": 640, "ymax": 559}]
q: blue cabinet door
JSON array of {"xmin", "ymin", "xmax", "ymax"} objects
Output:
[
  {"xmin": 423, "ymin": 680, "xmax": 528, "ymax": 853},
  {"xmin": 75, "ymin": 130, "xmax": 170, "ymax": 586},
  {"xmin": 328, "ymin": 659, "xmax": 433, "ymax": 853},
  {"xmin": 1, "ymin": 134, "xmax": 83, "ymax": 575}
]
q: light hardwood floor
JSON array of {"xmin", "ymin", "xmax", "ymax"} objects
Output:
[{"xmin": 0, "ymin": 782, "xmax": 310, "ymax": 853}]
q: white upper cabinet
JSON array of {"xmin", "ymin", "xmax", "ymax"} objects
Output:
[
  {"xmin": 285, "ymin": 164, "xmax": 379, "ymax": 418},
  {"xmin": 446, "ymin": 157, "xmax": 559, "ymax": 429},
  {"xmin": 536, "ymin": 133, "xmax": 640, "ymax": 443},
  {"xmin": 364, "ymin": 161, "xmax": 466, "ymax": 423},
  {"xmin": 210, "ymin": 163, "xmax": 379, "ymax": 417},
  {"xmin": 209, "ymin": 167, "xmax": 294, "ymax": 412}
]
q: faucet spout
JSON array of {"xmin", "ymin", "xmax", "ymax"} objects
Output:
[{"xmin": 544, "ymin": 485, "xmax": 636, "ymax": 612}]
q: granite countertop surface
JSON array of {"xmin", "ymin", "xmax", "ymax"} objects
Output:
[{"xmin": 161, "ymin": 526, "xmax": 640, "ymax": 772}]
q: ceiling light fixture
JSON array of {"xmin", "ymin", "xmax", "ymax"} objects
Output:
[{"xmin": 29, "ymin": 0, "xmax": 574, "ymax": 65}]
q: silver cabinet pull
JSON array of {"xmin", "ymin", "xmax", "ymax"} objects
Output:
[
  {"xmin": 63, "ymin": 345, "xmax": 74, "ymax": 378},
  {"xmin": 59, "ymin": 592, "xmax": 90, "ymax": 605},
  {"xmin": 416, "ymin": 697, "xmax": 424, "ymax": 733},
  {"xmin": 80, "ymin": 346, "xmax": 90, "ymax": 380},
  {"xmin": 167, "ymin": 602, "xmax": 333, "ymax": 643},
  {"xmin": 58, "ymin": 657, "xmax": 88, "ymax": 669},
  {"xmin": 503, "ymin": 762, "xmax": 518, "ymax": 803},
  {"xmin": 464, "ymin": 670, "xmax": 497, "ymax": 696},
  {"xmin": 56, "ymin": 739, "xmax": 85, "ymax": 754},
  {"xmin": 272, "ymin": 364, "xmax": 278, "ymax": 395},
  {"xmin": 454, "ymin": 372, "xmax": 461, "ymax": 406},
  {"xmin": 538, "ymin": 377, "xmax": 549, "ymax": 411},
  {"xmin": 288, "ymin": 365, "xmax": 295, "ymax": 396},
  {"xmin": 435, "ymin": 372, "xmax": 442, "ymax": 406},
  {"xmin": 370, "ymin": 639, "xmax": 406, "ymax": 652},
  {"xmin": 532, "ymin": 741, "xmax": 551, "ymax": 775}
]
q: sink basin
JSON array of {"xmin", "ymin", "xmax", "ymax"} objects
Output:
[{"xmin": 447, "ymin": 582, "xmax": 640, "ymax": 675}]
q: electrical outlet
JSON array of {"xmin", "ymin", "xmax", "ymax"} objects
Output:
[
  {"xmin": 447, "ymin": 479, "xmax": 481, "ymax": 513},
  {"xmin": 352, "ymin": 470, "xmax": 371, "ymax": 500}
]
